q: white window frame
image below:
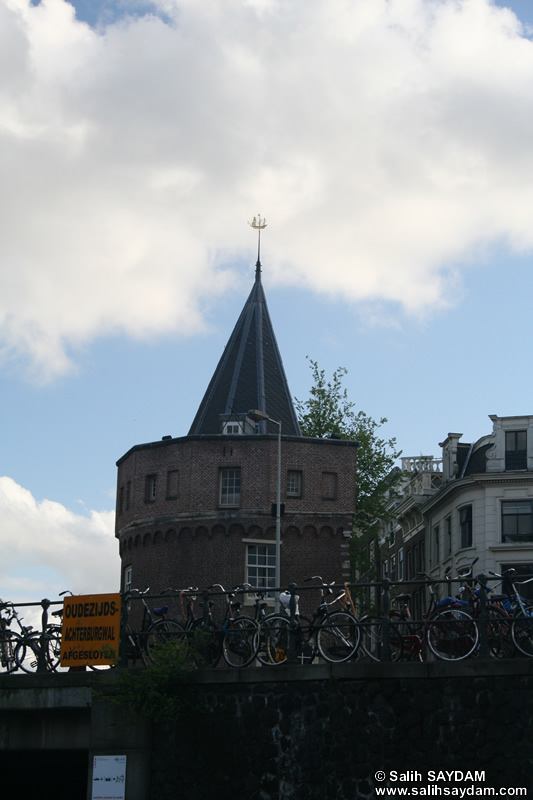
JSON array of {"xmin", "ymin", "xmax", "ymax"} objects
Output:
[
  {"xmin": 286, "ymin": 470, "xmax": 302, "ymax": 497},
  {"xmin": 245, "ymin": 541, "xmax": 277, "ymax": 598},
  {"xmin": 219, "ymin": 468, "xmax": 241, "ymax": 507}
]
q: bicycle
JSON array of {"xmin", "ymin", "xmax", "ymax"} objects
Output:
[
  {"xmin": 3, "ymin": 602, "xmax": 63, "ymax": 673},
  {"xmin": 169, "ymin": 584, "xmax": 260, "ymax": 668},
  {"xmin": 122, "ymin": 588, "xmax": 183, "ymax": 665},
  {"xmin": 0, "ymin": 602, "xmax": 25, "ymax": 673},
  {"xmin": 488, "ymin": 568, "xmax": 533, "ymax": 657},
  {"xmin": 455, "ymin": 561, "xmax": 514, "ymax": 659},
  {"xmin": 376, "ymin": 574, "xmax": 479, "ymax": 662},
  {"xmin": 161, "ymin": 586, "xmax": 222, "ymax": 668},
  {"xmin": 216, "ymin": 584, "xmax": 260, "ymax": 668},
  {"xmin": 270, "ymin": 578, "xmax": 359, "ymax": 664},
  {"xmin": 342, "ymin": 586, "xmax": 404, "ymax": 662}
]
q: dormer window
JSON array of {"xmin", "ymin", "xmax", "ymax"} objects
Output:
[
  {"xmin": 505, "ymin": 430, "xmax": 527, "ymax": 470},
  {"xmin": 223, "ymin": 421, "xmax": 243, "ymax": 435},
  {"xmin": 220, "ymin": 414, "xmax": 257, "ymax": 435}
]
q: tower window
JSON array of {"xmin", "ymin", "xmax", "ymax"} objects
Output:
[
  {"xmin": 286, "ymin": 470, "xmax": 302, "ymax": 497},
  {"xmin": 145, "ymin": 474, "xmax": 157, "ymax": 503},
  {"xmin": 124, "ymin": 566, "xmax": 132, "ymax": 594},
  {"xmin": 246, "ymin": 543, "xmax": 276, "ymax": 596},
  {"xmin": 219, "ymin": 468, "xmax": 241, "ymax": 507}
]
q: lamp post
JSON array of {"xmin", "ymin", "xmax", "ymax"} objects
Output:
[{"xmin": 248, "ymin": 408, "xmax": 282, "ymax": 612}]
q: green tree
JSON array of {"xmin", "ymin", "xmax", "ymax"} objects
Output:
[{"xmin": 295, "ymin": 358, "xmax": 403, "ymax": 581}]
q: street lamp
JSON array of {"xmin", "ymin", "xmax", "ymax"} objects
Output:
[{"xmin": 248, "ymin": 408, "xmax": 282, "ymax": 612}]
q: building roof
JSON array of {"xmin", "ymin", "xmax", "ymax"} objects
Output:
[{"xmin": 188, "ymin": 263, "xmax": 301, "ymax": 437}]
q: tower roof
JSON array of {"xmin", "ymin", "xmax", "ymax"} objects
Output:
[{"xmin": 189, "ymin": 265, "xmax": 301, "ymax": 436}]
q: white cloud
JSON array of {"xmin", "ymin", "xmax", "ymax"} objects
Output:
[
  {"xmin": 1, "ymin": 0, "xmax": 533, "ymax": 379},
  {"xmin": 0, "ymin": 476, "xmax": 119, "ymax": 606}
]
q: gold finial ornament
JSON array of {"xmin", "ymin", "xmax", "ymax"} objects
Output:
[
  {"xmin": 249, "ymin": 214, "xmax": 267, "ymax": 275},
  {"xmin": 249, "ymin": 214, "xmax": 267, "ymax": 230}
]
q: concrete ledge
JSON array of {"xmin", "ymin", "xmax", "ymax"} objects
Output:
[{"xmin": 1, "ymin": 656, "xmax": 532, "ymax": 699}]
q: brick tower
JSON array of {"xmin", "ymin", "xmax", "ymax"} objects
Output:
[{"xmin": 115, "ymin": 254, "xmax": 357, "ymax": 601}]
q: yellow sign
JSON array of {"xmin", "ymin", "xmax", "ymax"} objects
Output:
[{"xmin": 60, "ymin": 593, "xmax": 121, "ymax": 667}]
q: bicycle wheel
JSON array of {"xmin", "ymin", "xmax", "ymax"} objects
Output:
[
  {"xmin": 189, "ymin": 617, "xmax": 223, "ymax": 667},
  {"xmin": 293, "ymin": 616, "xmax": 317, "ymax": 665},
  {"xmin": 483, "ymin": 604, "xmax": 514, "ymax": 659},
  {"xmin": 222, "ymin": 617, "xmax": 259, "ymax": 667},
  {"xmin": 145, "ymin": 619, "xmax": 185, "ymax": 664},
  {"xmin": 426, "ymin": 608, "xmax": 478, "ymax": 661},
  {"xmin": 511, "ymin": 605, "xmax": 533, "ymax": 657},
  {"xmin": 358, "ymin": 616, "xmax": 404, "ymax": 662},
  {"xmin": 15, "ymin": 632, "xmax": 59, "ymax": 673},
  {"xmin": 0, "ymin": 630, "xmax": 23, "ymax": 673},
  {"xmin": 316, "ymin": 611, "xmax": 359, "ymax": 663},
  {"xmin": 258, "ymin": 615, "xmax": 290, "ymax": 665}
]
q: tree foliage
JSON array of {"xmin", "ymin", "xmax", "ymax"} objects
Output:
[{"xmin": 295, "ymin": 358, "xmax": 403, "ymax": 578}]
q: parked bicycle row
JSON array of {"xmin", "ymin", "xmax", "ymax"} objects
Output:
[
  {"xmin": 1, "ymin": 566, "xmax": 532, "ymax": 673},
  {"xmin": 119, "ymin": 566, "xmax": 533, "ymax": 668}
]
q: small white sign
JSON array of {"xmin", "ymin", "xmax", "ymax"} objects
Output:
[{"xmin": 92, "ymin": 755, "xmax": 127, "ymax": 800}]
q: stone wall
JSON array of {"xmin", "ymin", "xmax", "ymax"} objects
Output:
[{"xmin": 149, "ymin": 661, "xmax": 533, "ymax": 800}]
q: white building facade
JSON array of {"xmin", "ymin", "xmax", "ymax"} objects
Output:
[
  {"xmin": 425, "ymin": 415, "xmax": 533, "ymax": 592},
  {"xmin": 381, "ymin": 415, "xmax": 533, "ymax": 607}
]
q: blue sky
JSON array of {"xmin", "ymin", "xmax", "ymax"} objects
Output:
[{"xmin": 1, "ymin": 0, "xmax": 533, "ymax": 608}]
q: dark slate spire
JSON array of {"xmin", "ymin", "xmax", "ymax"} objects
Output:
[{"xmin": 189, "ymin": 265, "xmax": 301, "ymax": 437}]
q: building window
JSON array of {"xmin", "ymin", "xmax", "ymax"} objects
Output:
[
  {"xmin": 446, "ymin": 516, "xmax": 452, "ymax": 557},
  {"xmin": 406, "ymin": 549, "xmax": 413, "ymax": 581},
  {"xmin": 247, "ymin": 544, "xmax": 276, "ymax": 595},
  {"xmin": 501, "ymin": 500, "xmax": 533, "ymax": 543},
  {"xmin": 390, "ymin": 554, "xmax": 397, "ymax": 582},
  {"xmin": 124, "ymin": 566, "xmax": 132, "ymax": 594},
  {"xmin": 321, "ymin": 471, "xmax": 338, "ymax": 500},
  {"xmin": 166, "ymin": 469, "xmax": 179, "ymax": 499},
  {"xmin": 286, "ymin": 470, "xmax": 302, "ymax": 497},
  {"xmin": 505, "ymin": 430, "xmax": 527, "ymax": 470},
  {"xmin": 459, "ymin": 505, "xmax": 473, "ymax": 548},
  {"xmin": 389, "ymin": 523, "xmax": 395, "ymax": 547},
  {"xmin": 433, "ymin": 526, "xmax": 440, "ymax": 565},
  {"xmin": 145, "ymin": 474, "xmax": 157, "ymax": 503},
  {"xmin": 219, "ymin": 468, "xmax": 241, "ymax": 507},
  {"xmin": 398, "ymin": 548, "xmax": 404, "ymax": 581}
]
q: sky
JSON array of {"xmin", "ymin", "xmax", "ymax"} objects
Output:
[{"xmin": 1, "ymin": 0, "xmax": 533, "ymax": 613}]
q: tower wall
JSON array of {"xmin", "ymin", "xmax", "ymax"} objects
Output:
[{"xmin": 115, "ymin": 434, "xmax": 357, "ymax": 601}]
